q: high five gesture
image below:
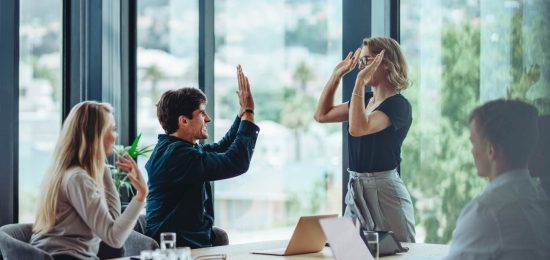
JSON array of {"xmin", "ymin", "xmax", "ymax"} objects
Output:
[{"xmin": 236, "ymin": 65, "xmax": 255, "ymax": 122}]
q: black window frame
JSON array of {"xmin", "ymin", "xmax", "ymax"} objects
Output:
[
  {"xmin": 0, "ymin": 0, "xmax": 20, "ymax": 225},
  {"xmin": 0, "ymin": 0, "xmax": 399, "ymax": 225}
]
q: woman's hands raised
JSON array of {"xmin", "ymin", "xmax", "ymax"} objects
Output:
[
  {"xmin": 355, "ymin": 50, "xmax": 384, "ymax": 87},
  {"xmin": 333, "ymin": 48, "xmax": 361, "ymax": 78}
]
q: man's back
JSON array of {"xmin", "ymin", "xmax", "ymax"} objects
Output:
[{"xmin": 446, "ymin": 170, "xmax": 550, "ymax": 259}]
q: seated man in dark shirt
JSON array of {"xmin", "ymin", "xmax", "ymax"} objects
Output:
[{"xmin": 145, "ymin": 65, "xmax": 259, "ymax": 248}]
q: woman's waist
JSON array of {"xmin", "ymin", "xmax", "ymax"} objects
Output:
[{"xmin": 347, "ymin": 168, "xmax": 398, "ymax": 178}]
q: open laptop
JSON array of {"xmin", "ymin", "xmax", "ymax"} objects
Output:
[
  {"xmin": 320, "ymin": 218, "xmax": 374, "ymax": 260},
  {"xmin": 251, "ymin": 214, "xmax": 338, "ymax": 256}
]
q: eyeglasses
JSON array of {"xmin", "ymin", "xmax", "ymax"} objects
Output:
[{"xmin": 359, "ymin": 56, "xmax": 374, "ymax": 66}]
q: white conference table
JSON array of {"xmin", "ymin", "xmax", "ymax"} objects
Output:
[{"xmin": 116, "ymin": 240, "xmax": 450, "ymax": 259}]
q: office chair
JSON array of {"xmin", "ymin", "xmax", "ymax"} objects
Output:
[{"xmin": 0, "ymin": 223, "xmax": 159, "ymax": 259}]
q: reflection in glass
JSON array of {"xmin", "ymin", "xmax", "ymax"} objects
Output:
[{"xmin": 400, "ymin": 0, "xmax": 550, "ymax": 243}]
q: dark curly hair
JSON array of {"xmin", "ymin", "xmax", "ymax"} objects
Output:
[{"xmin": 156, "ymin": 87, "xmax": 207, "ymax": 134}]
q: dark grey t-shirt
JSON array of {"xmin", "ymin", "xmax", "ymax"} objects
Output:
[{"xmin": 348, "ymin": 92, "xmax": 412, "ymax": 173}]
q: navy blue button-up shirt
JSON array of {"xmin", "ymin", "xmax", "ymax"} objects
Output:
[{"xmin": 145, "ymin": 117, "xmax": 259, "ymax": 248}]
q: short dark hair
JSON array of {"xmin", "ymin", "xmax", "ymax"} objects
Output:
[
  {"xmin": 156, "ymin": 87, "xmax": 207, "ymax": 134},
  {"xmin": 469, "ymin": 99, "xmax": 539, "ymax": 167}
]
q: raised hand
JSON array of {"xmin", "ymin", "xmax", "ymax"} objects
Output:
[
  {"xmin": 356, "ymin": 50, "xmax": 384, "ymax": 86},
  {"xmin": 333, "ymin": 48, "xmax": 361, "ymax": 78},
  {"xmin": 115, "ymin": 153, "xmax": 148, "ymax": 202},
  {"xmin": 236, "ymin": 65, "xmax": 254, "ymax": 118}
]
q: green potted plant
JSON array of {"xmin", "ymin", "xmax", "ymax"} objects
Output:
[{"xmin": 109, "ymin": 133, "xmax": 154, "ymax": 206}]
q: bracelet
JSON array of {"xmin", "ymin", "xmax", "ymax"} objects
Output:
[
  {"xmin": 352, "ymin": 93, "xmax": 363, "ymax": 98},
  {"xmin": 240, "ymin": 108, "xmax": 254, "ymax": 117}
]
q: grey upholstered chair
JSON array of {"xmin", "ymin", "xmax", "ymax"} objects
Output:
[
  {"xmin": 133, "ymin": 214, "xmax": 148, "ymax": 234},
  {"xmin": 134, "ymin": 214, "xmax": 229, "ymax": 247},
  {"xmin": 0, "ymin": 223, "xmax": 159, "ymax": 260},
  {"xmin": 211, "ymin": 227, "xmax": 229, "ymax": 247},
  {"xmin": 0, "ymin": 224, "xmax": 51, "ymax": 260}
]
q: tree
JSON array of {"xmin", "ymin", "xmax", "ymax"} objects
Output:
[
  {"xmin": 280, "ymin": 88, "xmax": 316, "ymax": 162},
  {"xmin": 402, "ymin": 1, "xmax": 550, "ymax": 243},
  {"xmin": 143, "ymin": 65, "xmax": 165, "ymax": 104},
  {"xmin": 310, "ymin": 172, "xmax": 330, "ymax": 214},
  {"xmin": 285, "ymin": 17, "xmax": 329, "ymax": 54},
  {"xmin": 402, "ymin": 21, "xmax": 485, "ymax": 244},
  {"xmin": 507, "ymin": 3, "xmax": 550, "ymax": 114},
  {"xmin": 32, "ymin": 57, "xmax": 60, "ymax": 102},
  {"xmin": 293, "ymin": 62, "xmax": 314, "ymax": 91}
]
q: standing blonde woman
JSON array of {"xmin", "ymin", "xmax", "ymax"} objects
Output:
[
  {"xmin": 31, "ymin": 101, "xmax": 148, "ymax": 259},
  {"xmin": 314, "ymin": 37, "xmax": 415, "ymax": 242}
]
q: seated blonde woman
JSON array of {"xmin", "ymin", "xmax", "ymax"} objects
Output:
[{"xmin": 30, "ymin": 101, "xmax": 148, "ymax": 260}]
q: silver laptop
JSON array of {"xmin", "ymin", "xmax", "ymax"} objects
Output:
[
  {"xmin": 251, "ymin": 214, "xmax": 338, "ymax": 256},
  {"xmin": 320, "ymin": 217, "xmax": 374, "ymax": 260}
]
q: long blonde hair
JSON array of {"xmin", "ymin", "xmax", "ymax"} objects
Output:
[
  {"xmin": 363, "ymin": 37, "xmax": 410, "ymax": 91},
  {"xmin": 33, "ymin": 101, "xmax": 113, "ymax": 234}
]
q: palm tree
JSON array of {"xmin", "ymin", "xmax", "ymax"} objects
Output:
[
  {"xmin": 143, "ymin": 65, "xmax": 164, "ymax": 103},
  {"xmin": 293, "ymin": 61, "xmax": 314, "ymax": 91},
  {"xmin": 281, "ymin": 89, "xmax": 315, "ymax": 161}
]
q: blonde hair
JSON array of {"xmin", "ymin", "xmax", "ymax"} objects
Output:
[
  {"xmin": 363, "ymin": 37, "xmax": 410, "ymax": 91},
  {"xmin": 33, "ymin": 101, "xmax": 114, "ymax": 234}
]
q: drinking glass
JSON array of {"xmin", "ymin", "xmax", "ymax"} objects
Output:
[
  {"xmin": 160, "ymin": 232, "xmax": 177, "ymax": 250},
  {"xmin": 140, "ymin": 250, "xmax": 154, "ymax": 260},
  {"xmin": 175, "ymin": 247, "xmax": 191, "ymax": 260}
]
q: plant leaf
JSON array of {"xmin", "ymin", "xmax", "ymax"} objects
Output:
[
  {"xmin": 109, "ymin": 134, "xmax": 151, "ymax": 195},
  {"xmin": 136, "ymin": 145, "xmax": 155, "ymax": 157},
  {"xmin": 128, "ymin": 133, "xmax": 142, "ymax": 157}
]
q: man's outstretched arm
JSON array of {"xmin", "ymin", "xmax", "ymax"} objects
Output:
[
  {"xmin": 185, "ymin": 120, "xmax": 259, "ymax": 182},
  {"xmin": 203, "ymin": 64, "xmax": 255, "ymax": 153}
]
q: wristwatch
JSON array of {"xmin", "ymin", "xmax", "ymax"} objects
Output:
[{"xmin": 240, "ymin": 109, "xmax": 254, "ymax": 117}]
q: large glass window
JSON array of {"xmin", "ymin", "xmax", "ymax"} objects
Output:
[
  {"xmin": 400, "ymin": 0, "xmax": 550, "ymax": 243},
  {"xmin": 19, "ymin": 0, "xmax": 62, "ymax": 222},
  {"xmin": 214, "ymin": 0, "xmax": 343, "ymax": 243},
  {"xmin": 136, "ymin": 0, "xmax": 199, "ymax": 170}
]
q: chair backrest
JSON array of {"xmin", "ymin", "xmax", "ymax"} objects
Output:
[
  {"xmin": 134, "ymin": 214, "xmax": 147, "ymax": 234},
  {"xmin": 212, "ymin": 227, "xmax": 229, "ymax": 246},
  {"xmin": 0, "ymin": 223, "xmax": 53, "ymax": 260},
  {"xmin": 123, "ymin": 230, "xmax": 160, "ymax": 256},
  {"xmin": 0, "ymin": 223, "xmax": 159, "ymax": 259}
]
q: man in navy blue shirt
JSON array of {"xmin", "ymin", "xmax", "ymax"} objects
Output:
[{"xmin": 145, "ymin": 65, "xmax": 259, "ymax": 248}]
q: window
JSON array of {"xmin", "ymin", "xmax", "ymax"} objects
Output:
[
  {"xmin": 400, "ymin": 0, "xmax": 550, "ymax": 243},
  {"xmin": 136, "ymin": 0, "xmax": 199, "ymax": 171},
  {"xmin": 214, "ymin": 0, "xmax": 343, "ymax": 243},
  {"xmin": 18, "ymin": 0, "xmax": 62, "ymax": 222}
]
